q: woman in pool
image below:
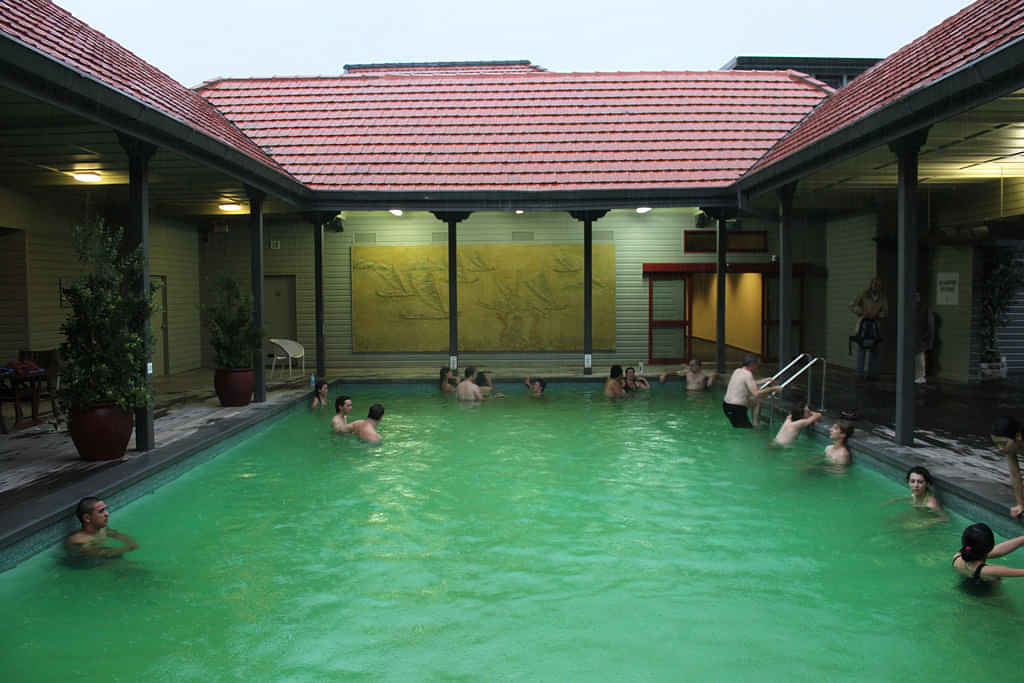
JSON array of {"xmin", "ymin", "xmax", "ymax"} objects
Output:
[
  {"xmin": 952, "ymin": 523, "xmax": 1024, "ymax": 584},
  {"xmin": 311, "ymin": 380, "xmax": 329, "ymax": 409},
  {"xmin": 439, "ymin": 367, "xmax": 457, "ymax": 393},
  {"xmin": 905, "ymin": 465, "xmax": 942, "ymax": 512}
]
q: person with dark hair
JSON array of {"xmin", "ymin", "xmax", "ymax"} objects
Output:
[
  {"xmin": 624, "ymin": 367, "xmax": 650, "ymax": 392},
  {"xmin": 311, "ymin": 380, "xmax": 329, "ymax": 409},
  {"xmin": 332, "ymin": 395, "xmax": 353, "ymax": 433},
  {"xmin": 474, "ymin": 370, "xmax": 503, "ymax": 398},
  {"xmin": 457, "ymin": 366, "xmax": 483, "ymax": 402},
  {"xmin": 723, "ymin": 354, "xmax": 781, "ymax": 428},
  {"xmin": 905, "ymin": 465, "xmax": 942, "ymax": 512},
  {"xmin": 824, "ymin": 421, "xmax": 854, "ymax": 466},
  {"xmin": 991, "ymin": 416, "xmax": 1024, "ymax": 519},
  {"xmin": 347, "ymin": 403, "xmax": 384, "ymax": 443},
  {"xmin": 65, "ymin": 497, "xmax": 138, "ymax": 560},
  {"xmin": 604, "ymin": 365, "xmax": 626, "ymax": 398},
  {"xmin": 659, "ymin": 359, "xmax": 718, "ymax": 391},
  {"xmin": 439, "ymin": 367, "xmax": 457, "ymax": 394},
  {"xmin": 952, "ymin": 523, "xmax": 1024, "ymax": 584},
  {"xmin": 524, "ymin": 376, "xmax": 546, "ymax": 397},
  {"xmin": 849, "ymin": 277, "xmax": 888, "ymax": 380},
  {"xmin": 773, "ymin": 404, "xmax": 822, "ymax": 446}
]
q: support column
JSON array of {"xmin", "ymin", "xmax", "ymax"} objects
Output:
[
  {"xmin": 716, "ymin": 217, "xmax": 728, "ymax": 374},
  {"xmin": 309, "ymin": 212, "xmax": 335, "ymax": 380},
  {"xmin": 431, "ymin": 211, "xmax": 472, "ymax": 369},
  {"xmin": 118, "ymin": 134, "xmax": 157, "ymax": 451},
  {"xmin": 777, "ymin": 183, "xmax": 796, "ymax": 364},
  {"xmin": 570, "ymin": 210, "xmax": 608, "ymax": 375},
  {"xmin": 889, "ymin": 128, "xmax": 930, "ymax": 446},
  {"xmin": 247, "ymin": 187, "xmax": 267, "ymax": 403}
]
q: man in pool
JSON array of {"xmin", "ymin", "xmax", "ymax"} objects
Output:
[
  {"xmin": 66, "ymin": 497, "xmax": 138, "ymax": 560},
  {"xmin": 347, "ymin": 403, "xmax": 384, "ymax": 443},
  {"xmin": 332, "ymin": 395, "xmax": 353, "ymax": 433},
  {"xmin": 991, "ymin": 416, "xmax": 1024, "ymax": 519},
  {"xmin": 773, "ymin": 404, "xmax": 822, "ymax": 446},
  {"xmin": 659, "ymin": 359, "xmax": 718, "ymax": 391},
  {"xmin": 824, "ymin": 421, "xmax": 854, "ymax": 466},
  {"xmin": 723, "ymin": 354, "xmax": 781, "ymax": 428},
  {"xmin": 457, "ymin": 367, "xmax": 483, "ymax": 401},
  {"xmin": 524, "ymin": 376, "xmax": 546, "ymax": 397},
  {"xmin": 604, "ymin": 365, "xmax": 626, "ymax": 398}
]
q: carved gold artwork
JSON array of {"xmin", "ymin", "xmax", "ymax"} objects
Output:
[{"xmin": 352, "ymin": 244, "xmax": 616, "ymax": 351}]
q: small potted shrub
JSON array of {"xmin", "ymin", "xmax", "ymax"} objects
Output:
[
  {"xmin": 59, "ymin": 219, "xmax": 154, "ymax": 460},
  {"xmin": 205, "ymin": 276, "xmax": 263, "ymax": 406},
  {"xmin": 979, "ymin": 248, "xmax": 1024, "ymax": 380}
]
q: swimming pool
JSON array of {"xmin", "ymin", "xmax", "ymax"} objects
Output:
[{"xmin": 2, "ymin": 384, "xmax": 1022, "ymax": 680}]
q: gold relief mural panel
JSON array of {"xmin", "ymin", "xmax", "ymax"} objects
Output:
[{"xmin": 351, "ymin": 244, "xmax": 615, "ymax": 352}]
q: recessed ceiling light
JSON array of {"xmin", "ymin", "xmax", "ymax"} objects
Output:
[
  {"xmin": 218, "ymin": 203, "xmax": 242, "ymax": 212},
  {"xmin": 72, "ymin": 171, "xmax": 102, "ymax": 183},
  {"xmin": 389, "ymin": 209, "xmax": 404, "ymax": 216},
  {"xmin": 515, "ymin": 209, "xmax": 524, "ymax": 215},
  {"xmin": 636, "ymin": 207, "xmax": 652, "ymax": 214}
]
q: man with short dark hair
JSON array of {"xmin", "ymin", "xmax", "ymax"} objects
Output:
[
  {"xmin": 723, "ymin": 354, "xmax": 781, "ymax": 428},
  {"xmin": 457, "ymin": 366, "xmax": 483, "ymax": 402},
  {"xmin": 66, "ymin": 497, "xmax": 138, "ymax": 559},
  {"xmin": 348, "ymin": 403, "xmax": 384, "ymax": 443},
  {"xmin": 604, "ymin": 365, "xmax": 626, "ymax": 398}
]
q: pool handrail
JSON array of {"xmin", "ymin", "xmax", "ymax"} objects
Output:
[{"xmin": 765, "ymin": 353, "xmax": 827, "ymax": 428}]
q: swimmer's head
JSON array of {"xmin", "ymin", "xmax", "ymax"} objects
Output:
[
  {"xmin": 688, "ymin": 359, "xmax": 701, "ymax": 371},
  {"xmin": 960, "ymin": 523, "xmax": 995, "ymax": 563},
  {"xmin": 906, "ymin": 466, "xmax": 932, "ymax": 494},
  {"xmin": 368, "ymin": 403, "xmax": 385, "ymax": 421},
  {"xmin": 315, "ymin": 380, "xmax": 328, "ymax": 395},
  {"xmin": 532, "ymin": 378, "xmax": 546, "ymax": 392},
  {"xmin": 625, "ymin": 367, "xmax": 636, "ymax": 378},
  {"xmin": 991, "ymin": 416, "xmax": 1022, "ymax": 439},
  {"xmin": 742, "ymin": 353, "xmax": 760, "ymax": 369},
  {"xmin": 474, "ymin": 371, "xmax": 488, "ymax": 385},
  {"xmin": 75, "ymin": 497, "xmax": 107, "ymax": 528},
  {"xmin": 790, "ymin": 406, "xmax": 806, "ymax": 421},
  {"xmin": 440, "ymin": 367, "xmax": 452, "ymax": 383},
  {"xmin": 335, "ymin": 395, "xmax": 352, "ymax": 414},
  {"xmin": 464, "ymin": 366, "xmax": 476, "ymax": 379},
  {"xmin": 610, "ymin": 365, "xmax": 623, "ymax": 378},
  {"xmin": 831, "ymin": 421, "xmax": 854, "ymax": 443}
]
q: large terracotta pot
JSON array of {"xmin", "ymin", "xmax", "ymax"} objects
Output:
[
  {"xmin": 70, "ymin": 404, "xmax": 134, "ymax": 461},
  {"xmin": 214, "ymin": 368, "xmax": 254, "ymax": 406}
]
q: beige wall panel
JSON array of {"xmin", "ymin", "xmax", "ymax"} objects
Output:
[
  {"xmin": 149, "ymin": 218, "xmax": 202, "ymax": 374},
  {"xmin": 0, "ymin": 230, "xmax": 28, "ymax": 360},
  {"xmin": 826, "ymin": 214, "xmax": 877, "ymax": 370},
  {"xmin": 930, "ymin": 246, "xmax": 974, "ymax": 382}
]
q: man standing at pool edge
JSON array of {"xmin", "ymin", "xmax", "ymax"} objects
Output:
[
  {"xmin": 723, "ymin": 354, "xmax": 781, "ymax": 428},
  {"xmin": 66, "ymin": 497, "xmax": 138, "ymax": 559}
]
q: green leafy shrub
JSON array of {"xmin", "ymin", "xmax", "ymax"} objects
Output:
[
  {"xmin": 59, "ymin": 219, "xmax": 154, "ymax": 414},
  {"xmin": 205, "ymin": 276, "xmax": 263, "ymax": 369},
  {"xmin": 980, "ymin": 248, "xmax": 1024, "ymax": 363}
]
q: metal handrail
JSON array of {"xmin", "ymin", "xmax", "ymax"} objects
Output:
[
  {"xmin": 765, "ymin": 353, "xmax": 827, "ymax": 428},
  {"xmin": 759, "ymin": 352, "xmax": 810, "ymax": 389}
]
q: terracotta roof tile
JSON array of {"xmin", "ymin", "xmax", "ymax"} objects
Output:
[
  {"xmin": 749, "ymin": 0, "xmax": 1024, "ymax": 175},
  {"xmin": 0, "ymin": 0, "xmax": 289, "ymax": 176},
  {"xmin": 200, "ymin": 70, "xmax": 830, "ymax": 192}
]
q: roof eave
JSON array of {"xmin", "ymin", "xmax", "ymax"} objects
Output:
[
  {"xmin": 737, "ymin": 34, "xmax": 1024, "ymax": 200},
  {"xmin": 307, "ymin": 187, "xmax": 738, "ymax": 212},
  {"xmin": 0, "ymin": 34, "xmax": 311, "ymax": 206}
]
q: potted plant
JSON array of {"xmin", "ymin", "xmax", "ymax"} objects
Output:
[
  {"xmin": 59, "ymin": 219, "xmax": 154, "ymax": 460},
  {"xmin": 978, "ymin": 248, "xmax": 1024, "ymax": 380},
  {"xmin": 205, "ymin": 276, "xmax": 263, "ymax": 406}
]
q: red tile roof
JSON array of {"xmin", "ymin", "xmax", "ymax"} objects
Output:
[
  {"xmin": 0, "ymin": 0, "xmax": 288, "ymax": 176},
  {"xmin": 748, "ymin": 0, "xmax": 1024, "ymax": 176},
  {"xmin": 343, "ymin": 61, "xmax": 548, "ymax": 76},
  {"xmin": 199, "ymin": 70, "xmax": 831, "ymax": 192}
]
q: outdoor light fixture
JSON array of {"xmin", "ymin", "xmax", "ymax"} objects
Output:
[
  {"xmin": 72, "ymin": 171, "xmax": 102, "ymax": 183},
  {"xmin": 515, "ymin": 209, "xmax": 525, "ymax": 215},
  {"xmin": 218, "ymin": 203, "xmax": 242, "ymax": 212},
  {"xmin": 389, "ymin": 209, "xmax": 404, "ymax": 216},
  {"xmin": 635, "ymin": 207, "xmax": 652, "ymax": 214}
]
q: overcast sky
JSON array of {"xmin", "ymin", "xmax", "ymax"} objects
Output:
[{"xmin": 53, "ymin": 0, "xmax": 975, "ymax": 87}]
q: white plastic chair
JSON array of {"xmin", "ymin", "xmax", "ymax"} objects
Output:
[{"xmin": 268, "ymin": 338, "xmax": 305, "ymax": 379}]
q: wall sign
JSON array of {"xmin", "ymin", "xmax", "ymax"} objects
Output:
[{"xmin": 936, "ymin": 272, "xmax": 959, "ymax": 306}]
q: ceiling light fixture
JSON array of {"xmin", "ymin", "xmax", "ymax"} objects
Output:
[
  {"xmin": 218, "ymin": 203, "xmax": 242, "ymax": 212},
  {"xmin": 72, "ymin": 171, "xmax": 102, "ymax": 183},
  {"xmin": 635, "ymin": 207, "xmax": 652, "ymax": 214},
  {"xmin": 389, "ymin": 209, "xmax": 404, "ymax": 216},
  {"xmin": 515, "ymin": 209, "xmax": 524, "ymax": 215}
]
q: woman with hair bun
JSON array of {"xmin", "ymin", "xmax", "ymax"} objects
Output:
[{"xmin": 953, "ymin": 523, "xmax": 1024, "ymax": 585}]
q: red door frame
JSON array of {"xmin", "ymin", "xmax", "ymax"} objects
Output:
[{"xmin": 647, "ymin": 274, "xmax": 693, "ymax": 365}]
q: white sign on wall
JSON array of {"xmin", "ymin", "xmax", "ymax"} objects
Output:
[{"xmin": 936, "ymin": 272, "xmax": 959, "ymax": 306}]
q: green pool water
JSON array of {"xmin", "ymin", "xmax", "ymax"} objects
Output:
[{"xmin": 2, "ymin": 384, "xmax": 1022, "ymax": 681}]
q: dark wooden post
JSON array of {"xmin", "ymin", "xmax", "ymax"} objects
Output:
[
  {"xmin": 889, "ymin": 128, "xmax": 929, "ymax": 446},
  {"xmin": 570, "ymin": 210, "xmax": 608, "ymax": 375},
  {"xmin": 118, "ymin": 134, "xmax": 157, "ymax": 451},
  {"xmin": 777, "ymin": 183, "xmax": 797, "ymax": 365},
  {"xmin": 431, "ymin": 211, "xmax": 472, "ymax": 369},
  {"xmin": 247, "ymin": 187, "xmax": 267, "ymax": 403},
  {"xmin": 308, "ymin": 212, "xmax": 336, "ymax": 380}
]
